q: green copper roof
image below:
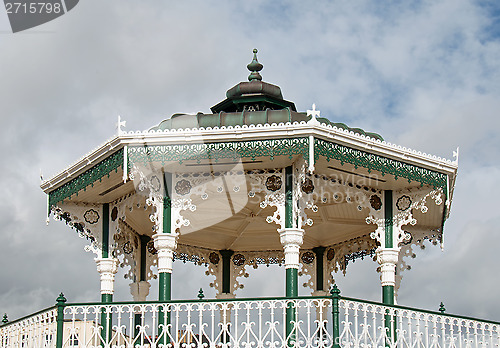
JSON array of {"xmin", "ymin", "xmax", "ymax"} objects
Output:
[
  {"xmin": 149, "ymin": 109, "xmax": 384, "ymax": 141},
  {"xmin": 151, "ymin": 49, "xmax": 384, "ymax": 141},
  {"xmin": 151, "ymin": 108, "xmax": 307, "ymax": 130},
  {"xmin": 211, "ymin": 49, "xmax": 297, "ymax": 113}
]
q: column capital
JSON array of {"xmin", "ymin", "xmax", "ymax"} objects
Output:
[
  {"xmin": 153, "ymin": 232, "xmax": 178, "ymax": 250},
  {"xmin": 153, "ymin": 233, "xmax": 178, "ymax": 273},
  {"xmin": 279, "ymin": 228, "xmax": 304, "ymax": 269},
  {"xmin": 376, "ymin": 248, "xmax": 399, "ymax": 265},
  {"xmin": 279, "ymin": 228, "xmax": 304, "ymax": 245},
  {"xmin": 95, "ymin": 258, "xmax": 119, "ymax": 295},
  {"xmin": 95, "ymin": 257, "xmax": 119, "ymax": 274},
  {"xmin": 376, "ymin": 248, "xmax": 400, "ymax": 288}
]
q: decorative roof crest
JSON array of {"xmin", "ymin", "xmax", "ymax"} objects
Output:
[{"xmin": 247, "ymin": 48, "xmax": 263, "ymax": 81}]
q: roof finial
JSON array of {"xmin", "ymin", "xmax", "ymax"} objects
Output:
[{"xmin": 247, "ymin": 48, "xmax": 263, "ymax": 81}]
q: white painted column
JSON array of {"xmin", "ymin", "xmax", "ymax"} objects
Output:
[
  {"xmin": 279, "ymin": 228, "xmax": 305, "ymax": 271},
  {"xmin": 95, "ymin": 258, "xmax": 119, "ymax": 297},
  {"xmin": 376, "ymin": 248, "xmax": 399, "ymax": 289},
  {"xmin": 153, "ymin": 233, "xmax": 177, "ymax": 275}
]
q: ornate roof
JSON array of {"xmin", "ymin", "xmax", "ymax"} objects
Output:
[{"xmin": 151, "ymin": 49, "xmax": 384, "ymax": 141}]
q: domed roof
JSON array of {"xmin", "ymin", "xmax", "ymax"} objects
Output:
[
  {"xmin": 150, "ymin": 49, "xmax": 384, "ymax": 141},
  {"xmin": 211, "ymin": 49, "xmax": 297, "ymax": 113}
]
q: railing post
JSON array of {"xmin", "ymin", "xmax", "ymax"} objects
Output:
[
  {"xmin": 331, "ymin": 285, "xmax": 340, "ymax": 348},
  {"xmin": 56, "ymin": 293, "xmax": 67, "ymax": 348}
]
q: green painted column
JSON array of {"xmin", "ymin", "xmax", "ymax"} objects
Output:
[
  {"xmin": 382, "ymin": 190, "xmax": 394, "ymax": 304},
  {"xmin": 102, "ymin": 203, "xmax": 109, "ymax": 258},
  {"xmin": 330, "ymin": 285, "xmax": 341, "ymax": 348},
  {"xmin": 159, "ymin": 172, "xmax": 172, "ymax": 300},
  {"xmin": 280, "ymin": 165, "xmax": 304, "ymax": 346},
  {"xmin": 312, "ymin": 247, "xmax": 326, "ymax": 292},
  {"xmin": 134, "ymin": 235, "xmax": 151, "ymax": 338},
  {"xmin": 156, "ymin": 172, "xmax": 175, "ymax": 345},
  {"xmin": 285, "ymin": 166, "xmax": 294, "ymax": 229},
  {"xmin": 220, "ymin": 250, "xmax": 234, "ymax": 294},
  {"xmin": 381, "ymin": 190, "xmax": 397, "ymax": 344},
  {"xmin": 98, "ymin": 203, "xmax": 115, "ymax": 346},
  {"xmin": 55, "ymin": 293, "xmax": 66, "ymax": 348}
]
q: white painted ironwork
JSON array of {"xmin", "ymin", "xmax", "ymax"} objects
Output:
[
  {"xmin": 339, "ymin": 298, "xmax": 500, "ymax": 348},
  {"xmin": 2, "ymin": 297, "xmax": 499, "ymax": 348},
  {"xmin": 0, "ymin": 307, "xmax": 57, "ymax": 348},
  {"xmin": 60, "ymin": 298, "xmax": 333, "ymax": 348}
]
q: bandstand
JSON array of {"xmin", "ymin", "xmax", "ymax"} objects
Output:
[{"xmin": 5, "ymin": 50, "xmax": 498, "ymax": 348}]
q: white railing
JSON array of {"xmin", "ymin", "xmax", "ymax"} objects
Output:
[
  {"xmin": 1, "ymin": 296, "xmax": 499, "ymax": 348},
  {"xmin": 339, "ymin": 298, "xmax": 500, "ymax": 348},
  {"xmin": 62, "ymin": 297, "xmax": 333, "ymax": 348},
  {"xmin": 0, "ymin": 307, "xmax": 57, "ymax": 348}
]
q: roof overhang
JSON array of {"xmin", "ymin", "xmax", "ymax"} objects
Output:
[{"xmin": 41, "ymin": 121, "xmax": 458, "ymax": 222}]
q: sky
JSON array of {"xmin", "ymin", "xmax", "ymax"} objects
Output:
[{"xmin": 1, "ymin": 0, "xmax": 500, "ymax": 322}]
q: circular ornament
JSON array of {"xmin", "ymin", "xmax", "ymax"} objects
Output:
[
  {"xmin": 301, "ymin": 178, "xmax": 314, "ymax": 194},
  {"xmin": 175, "ymin": 179, "xmax": 192, "ymax": 196},
  {"xmin": 150, "ymin": 175, "xmax": 161, "ymax": 192},
  {"xmin": 123, "ymin": 241, "xmax": 133, "ymax": 254},
  {"xmin": 232, "ymin": 253, "xmax": 246, "ymax": 266},
  {"xmin": 402, "ymin": 232, "xmax": 413, "ymax": 245},
  {"xmin": 396, "ymin": 195, "xmax": 412, "ymax": 211},
  {"xmin": 301, "ymin": 251, "xmax": 315, "ymax": 264},
  {"xmin": 327, "ymin": 248, "xmax": 335, "ymax": 261},
  {"xmin": 370, "ymin": 195, "xmax": 382, "ymax": 211},
  {"xmin": 84, "ymin": 209, "xmax": 100, "ymax": 224},
  {"xmin": 111, "ymin": 207, "xmax": 118, "ymax": 221},
  {"xmin": 147, "ymin": 240, "xmax": 157, "ymax": 255},
  {"xmin": 265, "ymin": 175, "xmax": 282, "ymax": 192},
  {"xmin": 209, "ymin": 252, "xmax": 220, "ymax": 264}
]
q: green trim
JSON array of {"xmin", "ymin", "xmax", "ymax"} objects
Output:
[
  {"xmin": 314, "ymin": 138, "xmax": 447, "ymax": 189},
  {"xmin": 312, "ymin": 247, "xmax": 326, "ymax": 291},
  {"xmin": 0, "ymin": 306, "xmax": 56, "ymax": 327},
  {"xmin": 220, "ymin": 250, "xmax": 234, "ymax": 294},
  {"xmin": 127, "ymin": 138, "xmax": 309, "ymax": 166},
  {"xmin": 102, "ymin": 203, "xmax": 109, "ymax": 258},
  {"xmin": 46, "ymin": 296, "xmax": 500, "ymax": 325},
  {"xmin": 384, "ymin": 191, "xmax": 393, "ymax": 249},
  {"xmin": 48, "ymin": 149, "xmax": 124, "ymax": 209}
]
